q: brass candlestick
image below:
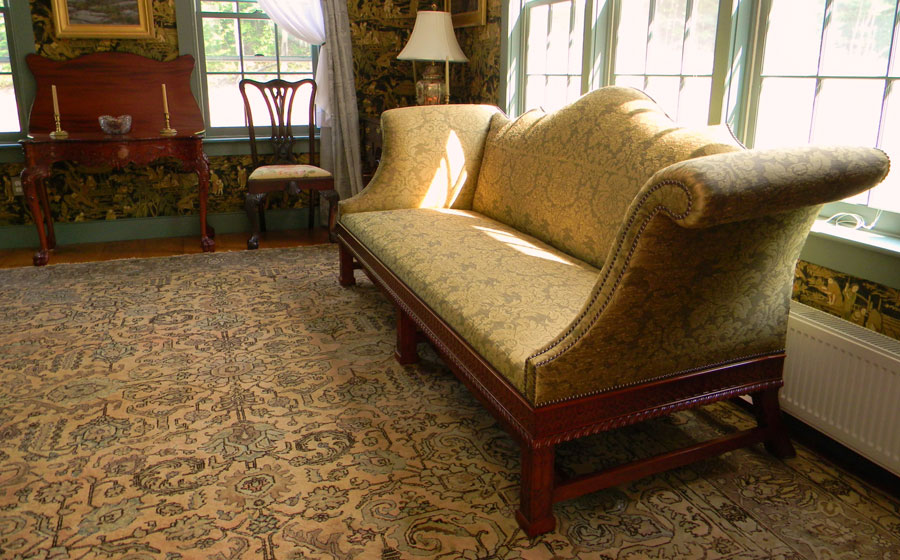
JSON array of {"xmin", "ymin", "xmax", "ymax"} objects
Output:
[
  {"xmin": 49, "ymin": 113, "xmax": 68, "ymax": 140},
  {"xmin": 160, "ymin": 112, "xmax": 177, "ymax": 136}
]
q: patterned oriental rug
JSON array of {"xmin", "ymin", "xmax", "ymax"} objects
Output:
[{"xmin": 0, "ymin": 245, "xmax": 898, "ymax": 560}]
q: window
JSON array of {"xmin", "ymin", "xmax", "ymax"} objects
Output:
[
  {"xmin": 0, "ymin": 0, "xmax": 21, "ymax": 134},
  {"xmin": 748, "ymin": 0, "xmax": 900, "ymax": 213},
  {"xmin": 521, "ymin": 0, "xmax": 586, "ymax": 112},
  {"xmin": 196, "ymin": 0, "xmax": 316, "ymax": 134},
  {"xmin": 505, "ymin": 0, "xmax": 900, "ymax": 221}
]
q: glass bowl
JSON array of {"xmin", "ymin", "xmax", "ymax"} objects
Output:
[{"xmin": 98, "ymin": 114, "xmax": 132, "ymax": 135}]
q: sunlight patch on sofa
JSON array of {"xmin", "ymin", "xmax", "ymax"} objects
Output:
[
  {"xmin": 472, "ymin": 225, "xmax": 574, "ymax": 265},
  {"xmin": 420, "ymin": 130, "xmax": 468, "ymax": 208}
]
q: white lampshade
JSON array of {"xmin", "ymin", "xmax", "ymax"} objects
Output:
[{"xmin": 397, "ymin": 10, "xmax": 468, "ymax": 63}]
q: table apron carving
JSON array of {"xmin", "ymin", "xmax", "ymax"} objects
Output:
[{"xmin": 20, "ymin": 136, "xmax": 214, "ymax": 266}]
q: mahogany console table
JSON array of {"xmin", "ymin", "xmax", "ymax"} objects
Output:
[
  {"xmin": 20, "ymin": 133, "xmax": 213, "ymax": 266},
  {"xmin": 20, "ymin": 52, "xmax": 213, "ymax": 266}
]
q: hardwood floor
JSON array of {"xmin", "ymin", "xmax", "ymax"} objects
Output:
[{"xmin": 0, "ymin": 228, "xmax": 331, "ymax": 269}]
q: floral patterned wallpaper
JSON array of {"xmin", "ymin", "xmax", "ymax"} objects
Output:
[{"xmin": 3, "ymin": 0, "xmax": 898, "ymax": 343}]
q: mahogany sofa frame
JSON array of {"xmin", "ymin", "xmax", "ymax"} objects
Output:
[{"xmin": 335, "ymin": 223, "xmax": 794, "ymax": 537}]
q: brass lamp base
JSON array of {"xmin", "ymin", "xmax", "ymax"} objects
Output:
[{"xmin": 416, "ymin": 62, "xmax": 445, "ymax": 105}]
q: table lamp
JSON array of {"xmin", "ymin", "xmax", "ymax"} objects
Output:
[{"xmin": 397, "ymin": 10, "xmax": 468, "ymax": 105}]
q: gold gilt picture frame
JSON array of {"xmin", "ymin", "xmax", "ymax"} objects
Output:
[
  {"xmin": 449, "ymin": 0, "xmax": 486, "ymax": 28},
  {"xmin": 51, "ymin": 0, "xmax": 155, "ymax": 39}
]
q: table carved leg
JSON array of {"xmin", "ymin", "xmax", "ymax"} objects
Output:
[
  {"xmin": 20, "ymin": 166, "xmax": 53, "ymax": 266},
  {"xmin": 186, "ymin": 153, "xmax": 215, "ymax": 252}
]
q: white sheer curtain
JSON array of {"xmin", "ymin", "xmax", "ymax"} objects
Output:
[
  {"xmin": 257, "ymin": 0, "xmax": 363, "ymax": 200},
  {"xmin": 257, "ymin": 0, "xmax": 330, "ymax": 124}
]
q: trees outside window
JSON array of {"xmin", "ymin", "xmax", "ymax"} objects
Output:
[{"xmin": 196, "ymin": 0, "xmax": 315, "ymax": 133}]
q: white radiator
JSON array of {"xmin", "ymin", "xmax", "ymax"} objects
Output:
[{"xmin": 782, "ymin": 301, "xmax": 900, "ymax": 476}]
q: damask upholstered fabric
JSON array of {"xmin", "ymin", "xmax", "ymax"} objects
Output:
[
  {"xmin": 338, "ymin": 104, "xmax": 500, "ymax": 216},
  {"xmin": 249, "ymin": 164, "xmax": 332, "ymax": 181},
  {"xmin": 338, "ymin": 87, "xmax": 889, "ymax": 406},
  {"xmin": 341, "ymin": 208, "xmax": 599, "ymax": 395},
  {"xmin": 2, "ymin": 247, "xmax": 899, "ymax": 558},
  {"xmin": 471, "ymin": 87, "xmax": 745, "ymax": 269}
]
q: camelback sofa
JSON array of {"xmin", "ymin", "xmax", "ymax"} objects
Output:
[{"xmin": 334, "ymin": 87, "xmax": 889, "ymax": 536}]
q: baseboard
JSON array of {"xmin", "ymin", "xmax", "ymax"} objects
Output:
[{"xmin": 0, "ymin": 208, "xmax": 311, "ymax": 249}]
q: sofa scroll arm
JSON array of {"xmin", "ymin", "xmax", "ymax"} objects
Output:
[
  {"xmin": 647, "ymin": 145, "xmax": 890, "ymax": 229},
  {"xmin": 338, "ymin": 105, "xmax": 502, "ymax": 218}
]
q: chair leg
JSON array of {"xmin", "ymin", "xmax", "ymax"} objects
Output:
[
  {"xmin": 323, "ymin": 190, "xmax": 339, "ymax": 243},
  {"xmin": 308, "ymin": 190, "xmax": 318, "ymax": 230},
  {"xmin": 516, "ymin": 442, "xmax": 557, "ymax": 537},
  {"xmin": 246, "ymin": 192, "xmax": 267, "ymax": 250},
  {"xmin": 752, "ymin": 387, "xmax": 796, "ymax": 459}
]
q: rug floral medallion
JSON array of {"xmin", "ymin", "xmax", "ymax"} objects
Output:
[{"xmin": 0, "ymin": 246, "xmax": 897, "ymax": 559}]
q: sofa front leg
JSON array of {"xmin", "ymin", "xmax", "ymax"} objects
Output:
[
  {"xmin": 752, "ymin": 387, "xmax": 796, "ymax": 459},
  {"xmin": 515, "ymin": 442, "xmax": 556, "ymax": 537},
  {"xmin": 338, "ymin": 242, "xmax": 357, "ymax": 286},
  {"xmin": 395, "ymin": 307, "xmax": 420, "ymax": 365}
]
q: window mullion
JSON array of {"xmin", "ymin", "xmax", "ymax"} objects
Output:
[{"xmin": 807, "ymin": 0, "xmax": 833, "ymax": 145}]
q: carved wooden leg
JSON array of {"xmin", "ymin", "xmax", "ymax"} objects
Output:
[
  {"xmin": 308, "ymin": 190, "xmax": 317, "ymax": 229},
  {"xmin": 752, "ymin": 387, "xmax": 796, "ymax": 459},
  {"xmin": 322, "ymin": 190, "xmax": 339, "ymax": 243},
  {"xmin": 246, "ymin": 192, "xmax": 267, "ymax": 250},
  {"xmin": 21, "ymin": 168, "xmax": 51, "ymax": 266},
  {"xmin": 395, "ymin": 307, "xmax": 420, "ymax": 365},
  {"xmin": 338, "ymin": 242, "xmax": 357, "ymax": 286},
  {"xmin": 37, "ymin": 180, "xmax": 56, "ymax": 250},
  {"xmin": 516, "ymin": 442, "xmax": 556, "ymax": 537}
]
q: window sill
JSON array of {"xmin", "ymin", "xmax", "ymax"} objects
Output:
[{"xmin": 801, "ymin": 220, "xmax": 900, "ymax": 290}]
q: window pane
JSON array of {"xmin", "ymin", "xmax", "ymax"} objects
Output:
[
  {"xmin": 242, "ymin": 19, "xmax": 277, "ymax": 73},
  {"xmin": 526, "ymin": 3, "xmax": 549, "ymax": 75},
  {"xmin": 615, "ymin": 0, "xmax": 650, "ymax": 74},
  {"xmin": 646, "ymin": 0, "xmax": 687, "ymax": 75},
  {"xmin": 546, "ymin": 2, "xmax": 571, "ymax": 71},
  {"xmin": 682, "ymin": 0, "xmax": 718, "ymax": 75},
  {"xmin": 614, "ymin": 75, "xmax": 645, "ymax": 90},
  {"xmin": 279, "ymin": 29, "xmax": 312, "ymax": 74},
  {"xmin": 754, "ymin": 77, "xmax": 816, "ymax": 148},
  {"xmin": 208, "ymin": 74, "xmax": 246, "ymax": 127},
  {"xmin": 644, "ymin": 75, "xmax": 681, "ymax": 118},
  {"xmin": 524, "ymin": 74, "xmax": 547, "ymax": 111},
  {"xmin": 762, "ymin": 0, "xmax": 825, "ymax": 75},
  {"xmin": 678, "ymin": 77, "xmax": 712, "ymax": 125},
  {"xmin": 812, "ymin": 79, "xmax": 883, "ymax": 146},
  {"xmin": 873, "ymin": 86, "xmax": 900, "ymax": 211},
  {"xmin": 820, "ymin": 0, "xmax": 894, "ymax": 77},
  {"xmin": 203, "ymin": 18, "xmax": 241, "ymax": 72},
  {"xmin": 0, "ymin": 74, "xmax": 19, "ymax": 133}
]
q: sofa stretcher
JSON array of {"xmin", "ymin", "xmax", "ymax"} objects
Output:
[{"xmin": 334, "ymin": 87, "xmax": 890, "ymax": 536}]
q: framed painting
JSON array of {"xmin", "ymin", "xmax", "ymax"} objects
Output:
[
  {"xmin": 449, "ymin": 0, "xmax": 486, "ymax": 28},
  {"xmin": 51, "ymin": 0, "xmax": 155, "ymax": 39}
]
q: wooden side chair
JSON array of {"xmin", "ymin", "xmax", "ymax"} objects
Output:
[{"xmin": 240, "ymin": 78, "xmax": 339, "ymax": 249}]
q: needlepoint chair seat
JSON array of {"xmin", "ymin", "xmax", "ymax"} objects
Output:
[{"xmin": 240, "ymin": 77, "xmax": 339, "ymax": 249}]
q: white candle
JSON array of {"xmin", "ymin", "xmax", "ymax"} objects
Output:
[
  {"xmin": 51, "ymin": 84, "xmax": 60, "ymax": 116},
  {"xmin": 161, "ymin": 83, "xmax": 169, "ymax": 114}
]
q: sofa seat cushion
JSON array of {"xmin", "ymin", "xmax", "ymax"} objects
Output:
[{"xmin": 341, "ymin": 208, "xmax": 599, "ymax": 399}]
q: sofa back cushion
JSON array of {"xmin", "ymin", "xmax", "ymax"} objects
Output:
[{"xmin": 471, "ymin": 86, "xmax": 744, "ymax": 269}]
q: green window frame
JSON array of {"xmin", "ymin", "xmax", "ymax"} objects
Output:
[
  {"xmin": 503, "ymin": 0, "xmax": 900, "ymax": 233},
  {"xmin": 0, "ymin": 0, "xmax": 33, "ymax": 142}
]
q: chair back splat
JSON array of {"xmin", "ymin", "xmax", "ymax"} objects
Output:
[{"xmin": 239, "ymin": 78, "xmax": 318, "ymax": 167}]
